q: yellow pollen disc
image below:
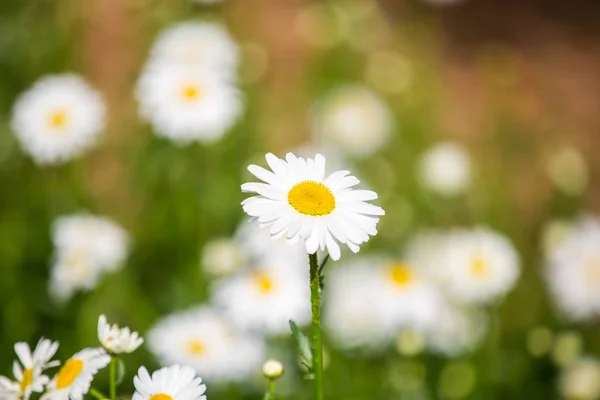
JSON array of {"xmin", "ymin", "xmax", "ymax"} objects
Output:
[
  {"xmin": 253, "ymin": 272, "xmax": 275, "ymax": 294},
  {"xmin": 471, "ymin": 256, "xmax": 488, "ymax": 277},
  {"xmin": 181, "ymin": 84, "xmax": 201, "ymax": 101},
  {"xmin": 288, "ymin": 181, "xmax": 335, "ymax": 216},
  {"xmin": 49, "ymin": 110, "xmax": 68, "ymax": 129},
  {"xmin": 56, "ymin": 359, "xmax": 83, "ymax": 389},
  {"xmin": 149, "ymin": 394, "xmax": 173, "ymax": 400},
  {"xmin": 387, "ymin": 262, "xmax": 413, "ymax": 287},
  {"xmin": 187, "ymin": 340, "xmax": 205, "ymax": 355},
  {"xmin": 19, "ymin": 368, "xmax": 33, "ymax": 393}
]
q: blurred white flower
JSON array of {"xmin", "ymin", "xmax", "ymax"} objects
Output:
[
  {"xmin": 560, "ymin": 358, "xmax": 600, "ymax": 400},
  {"xmin": 311, "ymin": 85, "xmax": 393, "ymax": 158},
  {"xmin": 241, "ymin": 153, "xmax": 385, "ymax": 260},
  {"xmin": 132, "ymin": 365, "xmax": 207, "ymax": 400},
  {"xmin": 546, "ymin": 146, "xmax": 589, "ymax": 196},
  {"xmin": 42, "ymin": 348, "xmax": 110, "ymax": 400},
  {"xmin": 97, "ymin": 315, "xmax": 144, "ymax": 354},
  {"xmin": 136, "ymin": 64, "xmax": 242, "ymax": 145},
  {"xmin": 404, "ymin": 230, "xmax": 448, "ymax": 279},
  {"xmin": 201, "ymin": 238, "xmax": 244, "ymax": 277},
  {"xmin": 0, "ymin": 339, "xmax": 60, "ymax": 400},
  {"xmin": 546, "ymin": 216, "xmax": 600, "ymax": 321},
  {"xmin": 212, "ymin": 262, "xmax": 310, "ymax": 335},
  {"xmin": 418, "ymin": 141, "xmax": 472, "ymax": 197},
  {"xmin": 148, "ymin": 22, "xmax": 238, "ymax": 73},
  {"xmin": 147, "ymin": 306, "xmax": 265, "ymax": 383},
  {"xmin": 10, "ymin": 74, "xmax": 106, "ymax": 165}
]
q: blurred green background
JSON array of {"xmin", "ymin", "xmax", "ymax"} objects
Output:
[{"xmin": 1, "ymin": 0, "xmax": 600, "ymax": 399}]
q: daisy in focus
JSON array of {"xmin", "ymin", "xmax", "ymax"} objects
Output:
[
  {"xmin": 418, "ymin": 141, "xmax": 472, "ymax": 197},
  {"xmin": 136, "ymin": 64, "xmax": 243, "ymax": 145},
  {"xmin": 11, "ymin": 74, "xmax": 106, "ymax": 165},
  {"xmin": 133, "ymin": 365, "xmax": 207, "ymax": 400},
  {"xmin": 147, "ymin": 306, "xmax": 265, "ymax": 383},
  {"xmin": 546, "ymin": 216, "xmax": 600, "ymax": 321},
  {"xmin": 0, "ymin": 339, "xmax": 59, "ymax": 400},
  {"xmin": 241, "ymin": 153, "xmax": 385, "ymax": 260},
  {"xmin": 97, "ymin": 315, "xmax": 144, "ymax": 354},
  {"xmin": 42, "ymin": 348, "xmax": 110, "ymax": 400}
]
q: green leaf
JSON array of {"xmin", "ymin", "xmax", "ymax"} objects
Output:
[{"xmin": 289, "ymin": 320, "xmax": 313, "ymax": 370}]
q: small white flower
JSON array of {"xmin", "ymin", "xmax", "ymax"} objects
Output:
[
  {"xmin": 241, "ymin": 153, "xmax": 385, "ymax": 260},
  {"xmin": 133, "ymin": 365, "xmax": 207, "ymax": 400},
  {"xmin": 418, "ymin": 141, "xmax": 471, "ymax": 197},
  {"xmin": 42, "ymin": 348, "xmax": 110, "ymax": 400},
  {"xmin": 97, "ymin": 315, "xmax": 144, "ymax": 354},
  {"xmin": 262, "ymin": 360, "xmax": 284, "ymax": 380},
  {"xmin": 0, "ymin": 339, "xmax": 60, "ymax": 400},
  {"xmin": 546, "ymin": 216, "xmax": 600, "ymax": 321},
  {"xmin": 312, "ymin": 85, "xmax": 392, "ymax": 158},
  {"xmin": 201, "ymin": 238, "xmax": 244, "ymax": 277},
  {"xmin": 559, "ymin": 358, "xmax": 600, "ymax": 400},
  {"xmin": 136, "ymin": 64, "xmax": 243, "ymax": 145},
  {"xmin": 147, "ymin": 307, "xmax": 265, "ymax": 383},
  {"xmin": 149, "ymin": 22, "xmax": 238, "ymax": 73},
  {"xmin": 11, "ymin": 74, "xmax": 106, "ymax": 165}
]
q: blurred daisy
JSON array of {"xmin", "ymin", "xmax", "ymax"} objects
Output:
[
  {"xmin": 42, "ymin": 348, "xmax": 110, "ymax": 400},
  {"xmin": 147, "ymin": 306, "xmax": 265, "ymax": 383},
  {"xmin": 201, "ymin": 238, "xmax": 244, "ymax": 277},
  {"xmin": 546, "ymin": 216, "xmax": 600, "ymax": 321},
  {"xmin": 213, "ymin": 263, "xmax": 310, "ymax": 335},
  {"xmin": 136, "ymin": 64, "xmax": 242, "ymax": 145},
  {"xmin": 418, "ymin": 141, "xmax": 471, "ymax": 197},
  {"xmin": 241, "ymin": 153, "xmax": 385, "ymax": 260},
  {"xmin": 559, "ymin": 358, "xmax": 600, "ymax": 400},
  {"xmin": 133, "ymin": 365, "xmax": 206, "ymax": 400},
  {"xmin": 97, "ymin": 315, "xmax": 144, "ymax": 354},
  {"xmin": 404, "ymin": 230, "xmax": 448, "ymax": 279},
  {"xmin": 312, "ymin": 85, "xmax": 392, "ymax": 158},
  {"xmin": 440, "ymin": 227, "xmax": 520, "ymax": 305},
  {"xmin": 49, "ymin": 247, "xmax": 102, "ymax": 303},
  {"xmin": 0, "ymin": 339, "xmax": 59, "ymax": 400},
  {"xmin": 149, "ymin": 22, "xmax": 238, "ymax": 73},
  {"xmin": 11, "ymin": 74, "xmax": 106, "ymax": 165}
]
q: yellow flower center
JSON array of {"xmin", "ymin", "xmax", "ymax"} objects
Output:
[
  {"xmin": 471, "ymin": 256, "xmax": 488, "ymax": 278},
  {"xmin": 181, "ymin": 84, "xmax": 202, "ymax": 101},
  {"xmin": 149, "ymin": 394, "xmax": 173, "ymax": 400},
  {"xmin": 187, "ymin": 340, "xmax": 205, "ymax": 355},
  {"xmin": 49, "ymin": 110, "xmax": 68, "ymax": 129},
  {"xmin": 253, "ymin": 272, "xmax": 275, "ymax": 294},
  {"xmin": 56, "ymin": 359, "xmax": 83, "ymax": 389},
  {"xmin": 386, "ymin": 262, "xmax": 413, "ymax": 288},
  {"xmin": 288, "ymin": 181, "xmax": 335, "ymax": 216},
  {"xmin": 19, "ymin": 368, "xmax": 33, "ymax": 393}
]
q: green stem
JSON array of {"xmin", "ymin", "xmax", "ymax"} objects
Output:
[
  {"xmin": 109, "ymin": 356, "xmax": 117, "ymax": 400},
  {"xmin": 309, "ymin": 252, "xmax": 324, "ymax": 400},
  {"xmin": 263, "ymin": 381, "xmax": 276, "ymax": 400},
  {"xmin": 90, "ymin": 388, "xmax": 108, "ymax": 400}
]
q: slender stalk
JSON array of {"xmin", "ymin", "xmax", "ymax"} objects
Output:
[
  {"xmin": 263, "ymin": 381, "xmax": 276, "ymax": 400},
  {"xmin": 109, "ymin": 356, "xmax": 118, "ymax": 400},
  {"xmin": 90, "ymin": 388, "xmax": 108, "ymax": 400},
  {"xmin": 309, "ymin": 252, "xmax": 323, "ymax": 400}
]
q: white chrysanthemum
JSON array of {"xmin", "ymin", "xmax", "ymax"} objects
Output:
[
  {"xmin": 0, "ymin": 339, "xmax": 60, "ymax": 400},
  {"xmin": 147, "ymin": 307, "xmax": 265, "ymax": 383},
  {"xmin": 439, "ymin": 227, "xmax": 520, "ymax": 305},
  {"xmin": 201, "ymin": 238, "xmax": 245, "ymax": 276},
  {"xmin": 149, "ymin": 22, "xmax": 238, "ymax": 72},
  {"xmin": 424, "ymin": 301, "xmax": 487, "ymax": 357},
  {"xmin": 42, "ymin": 348, "xmax": 110, "ymax": 400},
  {"xmin": 559, "ymin": 358, "xmax": 600, "ymax": 400},
  {"xmin": 312, "ymin": 85, "xmax": 392, "ymax": 158},
  {"xmin": 136, "ymin": 64, "xmax": 242, "ymax": 145},
  {"xmin": 546, "ymin": 217, "xmax": 600, "ymax": 321},
  {"xmin": 97, "ymin": 315, "xmax": 144, "ymax": 354},
  {"xmin": 241, "ymin": 153, "xmax": 385, "ymax": 261},
  {"xmin": 11, "ymin": 74, "xmax": 106, "ymax": 165},
  {"xmin": 213, "ymin": 262, "xmax": 310, "ymax": 335},
  {"xmin": 133, "ymin": 365, "xmax": 207, "ymax": 400},
  {"xmin": 418, "ymin": 141, "xmax": 471, "ymax": 197}
]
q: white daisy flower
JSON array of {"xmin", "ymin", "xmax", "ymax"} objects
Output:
[
  {"xmin": 241, "ymin": 153, "xmax": 385, "ymax": 261},
  {"xmin": 133, "ymin": 365, "xmax": 206, "ymax": 400},
  {"xmin": 11, "ymin": 74, "xmax": 106, "ymax": 165},
  {"xmin": 97, "ymin": 315, "xmax": 144, "ymax": 354},
  {"xmin": 136, "ymin": 64, "xmax": 243, "ymax": 145},
  {"xmin": 439, "ymin": 227, "xmax": 520, "ymax": 305},
  {"xmin": 212, "ymin": 262, "xmax": 310, "ymax": 335},
  {"xmin": 559, "ymin": 358, "xmax": 600, "ymax": 400},
  {"xmin": 49, "ymin": 247, "xmax": 103, "ymax": 303},
  {"xmin": 311, "ymin": 85, "xmax": 393, "ymax": 158},
  {"xmin": 147, "ymin": 307, "xmax": 265, "ymax": 383},
  {"xmin": 418, "ymin": 141, "xmax": 472, "ymax": 197},
  {"xmin": 546, "ymin": 216, "xmax": 600, "ymax": 321},
  {"xmin": 149, "ymin": 22, "xmax": 238, "ymax": 73},
  {"xmin": 0, "ymin": 339, "xmax": 60, "ymax": 400},
  {"xmin": 42, "ymin": 348, "xmax": 110, "ymax": 400}
]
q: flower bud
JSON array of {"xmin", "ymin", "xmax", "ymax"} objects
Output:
[{"xmin": 262, "ymin": 359, "xmax": 284, "ymax": 380}]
